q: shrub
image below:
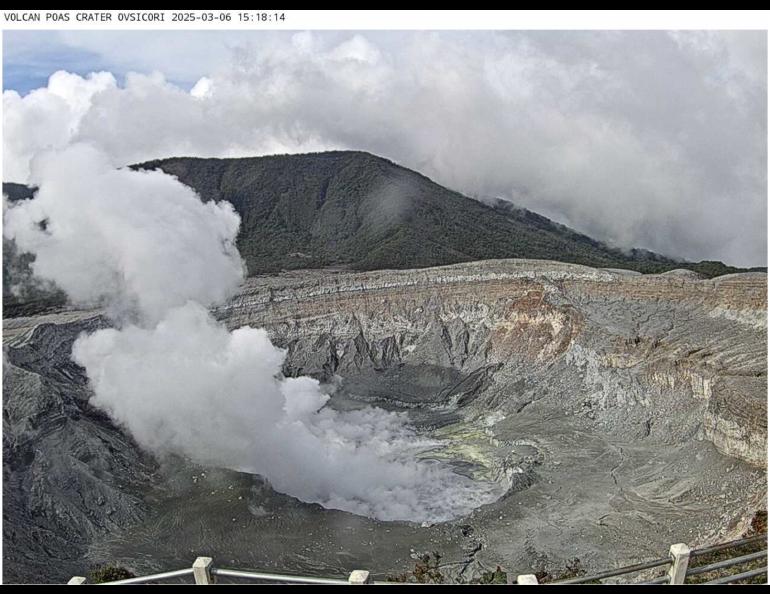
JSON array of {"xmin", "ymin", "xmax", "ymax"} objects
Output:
[{"xmin": 87, "ymin": 565, "xmax": 135, "ymax": 584}]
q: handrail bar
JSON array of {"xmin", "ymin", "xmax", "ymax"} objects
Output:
[
  {"xmin": 686, "ymin": 549, "xmax": 767, "ymax": 576},
  {"xmin": 211, "ymin": 568, "xmax": 349, "ymax": 585},
  {"xmin": 551, "ymin": 557, "xmax": 671, "ymax": 584},
  {"xmin": 638, "ymin": 575, "xmax": 670, "ymax": 585},
  {"xmin": 101, "ymin": 568, "xmax": 195, "ymax": 585},
  {"xmin": 690, "ymin": 533, "xmax": 767, "ymax": 557},
  {"xmin": 703, "ymin": 566, "xmax": 767, "ymax": 585}
]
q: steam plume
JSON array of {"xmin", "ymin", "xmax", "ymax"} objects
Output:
[{"xmin": 4, "ymin": 143, "xmax": 503, "ymax": 521}]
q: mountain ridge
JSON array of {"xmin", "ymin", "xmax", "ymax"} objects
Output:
[
  {"xmin": 3, "ymin": 151, "xmax": 763, "ymax": 293},
  {"xmin": 131, "ymin": 151, "xmax": 761, "ymax": 277}
]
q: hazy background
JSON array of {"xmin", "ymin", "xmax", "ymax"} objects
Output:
[{"xmin": 3, "ymin": 30, "xmax": 767, "ymax": 266}]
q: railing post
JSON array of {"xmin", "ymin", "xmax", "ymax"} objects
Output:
[
  {"xmin": 516, "ymin": 574, "xmax": 539, "ymax": 584},
  {"xmin": 193, "ymin": 556, "xmax": 214, "ymax": 585},
  {"xmin": 667, "ymin": 543, "xmax": 691, "ymax": 585},
  {"xmin": 348, "ymin": 570, "xmax": 372, "ymax": 584},
  {"xmin": 67, "ymin": 577, "xmax": 87, "ymax": 585}
]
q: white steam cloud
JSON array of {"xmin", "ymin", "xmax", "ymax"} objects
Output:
[
  {"xmin": 3, "ymin": 31, "xmax": 766, "ymax": 266},
  {"xmin": 4, "ymin": 144, "xmax": 243, "ymax": 323},
  {"xmin": 3, "ymin": 143, "xmax": 503, "ymax": 522},
  {"xmin": 71, "ymin": 302, "xmax": 501, "ymax": 520}
]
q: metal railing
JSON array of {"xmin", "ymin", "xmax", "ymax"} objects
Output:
[
  {"xmin": 92, "ymin": 568, "xmax": 195, "ymax": 585},
  {"xmin": 68, "ymin": 560, "xmax": 377, "ymax": 585},
  {"xmin": 67, "ymin": 533, "xmax": 767, "ymax": 585},
  {"xmin": 541, "ymin": 533, "xmax": 768, "ymax": 586},
  {"xmin": 689, "ymin": 533, "xmax": 767, "ymax": 558},
  {"xmin": 548, "ymin": 556, "xmax": 672, "ymax": 585},
  {"xmin": 686, "ymin": 534, "xmax": 768, "ymax": 586}
]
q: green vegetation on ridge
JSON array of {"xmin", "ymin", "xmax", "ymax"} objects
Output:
[{"xmin": 129, "ymin": 151, "xmax": 760, "ymax": 277}]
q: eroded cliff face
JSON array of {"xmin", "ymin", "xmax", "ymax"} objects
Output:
[
  {"xmin": 3, "ymin": 259, "xmax": 767, "ymax": 582},
  {"xmin": 2, "ymin": 317, "xmax": 158, "ymax": 583},
  {"xmin": 216, "ymin": 260, "xmax": 767, "ymax": 469}
]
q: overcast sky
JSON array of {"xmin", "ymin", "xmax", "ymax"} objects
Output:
[{"xmin": 3, "ymin": 30, "xmax": 767, "ymax": 267}]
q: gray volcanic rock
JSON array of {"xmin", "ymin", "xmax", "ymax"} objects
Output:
[
  {"xmin": 3, "ymin": 259, "xmax": 767, "ymax": 583},
  {"xmin": 704, "ymin": 376, "xmax": 767, "ymax": 467},
  {"xmin": 218, "ymin": 261, "xmax": 767, "ymax": 468},
  {"xmin": 3, "ymin": 317, "xmax": 157, "ymax": 583}
]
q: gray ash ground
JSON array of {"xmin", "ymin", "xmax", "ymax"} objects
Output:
[{"xmin": 3, "ymin": 261, "xmax": 766, "ymax": 583}]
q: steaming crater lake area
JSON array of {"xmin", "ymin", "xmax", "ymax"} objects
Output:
[{"xmin": 5, "ymin": 260, "xmax": 764, "ymax": 583}]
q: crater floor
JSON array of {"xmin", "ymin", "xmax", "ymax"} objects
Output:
[{"xmin": 3, "ymin": 259, "xmax": 767, "ymax": 582}]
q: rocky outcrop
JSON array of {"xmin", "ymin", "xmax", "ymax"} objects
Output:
[
  {"xmin": 3, "ymin": 318, "xmax": 157, "ymax": 583},
  {"xmin": 703, "ymin": 376, "xmax": 767, "ymax": 467},
  {"xmin": 216, "ymin": 260, "xmax": 767, "ymax": 466}
]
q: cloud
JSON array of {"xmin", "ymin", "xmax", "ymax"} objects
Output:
[
  {"xmin": 3, "ymin": 30, "xmax": 766, "ymax": 265},
  {"xmin": 3, "ymin": 70, "xmax": 115, "ymax": 182},
  {"xmin": 4, "ymin": 143, "xmax": 244, "ymax": 323}
]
